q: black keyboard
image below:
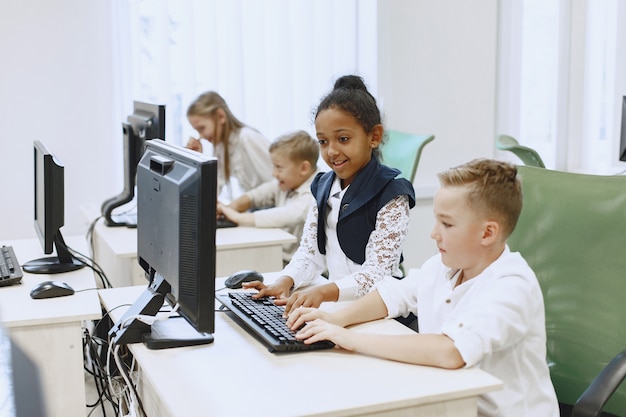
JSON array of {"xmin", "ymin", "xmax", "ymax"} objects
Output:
[
  {"xmin": 216, "ymin": 217, "xmax": 237, "ymax": 229},
  {"xmin": 0, "ymin": 246, "xmax": 23, "ymax": 287},
  {"xmin": 217, "ymin": 292, "xmax": 335, "ymax": 353}
]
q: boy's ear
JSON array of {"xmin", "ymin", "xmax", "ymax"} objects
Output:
[
  {"xmin": 299, "ymin": 160, "xmax": 312, "ymax": 176},
  {"xmin": 481, "ymin": 221, "xmax": 500, "ymax": 244},
  {"xmin": 370, "ymin": 124, "xmax": 384, "ymax": 148}
]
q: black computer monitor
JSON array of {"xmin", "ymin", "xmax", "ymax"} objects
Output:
[
  {"xmin": 108, "ymin": 139, "xmax": 217, "ymax": 349},
  {"xmin": 22, "ymin": 141, "xmax": 84, "ymax": 274},
  {"xmin": 619, "ymin": 96, "xmax": 626, "ymax": 162},
  {"xmin": 101, "ymin": 101, "xmax": 166, "ymax": 227}
]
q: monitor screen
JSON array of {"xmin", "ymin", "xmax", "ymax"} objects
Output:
[
  {"xmin": 619, "ymin": 96, "xmax": 626, "ymax": 162},
  {"xmin": 22, "ymin": 141, "xmax": 84, "ymax": 274},
  {"xmin": 101, "ymin": 101, "xmax": 166, "ymax": 227},
  {"xmin": 108, "ymin": 139, "xmax": 217, "ymax": 349}
]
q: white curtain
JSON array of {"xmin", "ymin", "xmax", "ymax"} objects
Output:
[{"xmin": 111, "ymin": 0, "xmax": 378, "ymax": 148}]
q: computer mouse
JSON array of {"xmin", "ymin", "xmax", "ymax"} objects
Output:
[
  {"xmin": 224, "ymin": 270, "xmax": 264, "ymax": 289},
  {"xmin": 30, "ymin": 280, "xmax": 75, "ymax": 299}
]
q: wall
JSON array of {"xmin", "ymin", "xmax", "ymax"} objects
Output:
[
  {"xmin": 0, "ymin": 1, "xmax": 119, "ymax": 241},
  {"xmin": 0, "ymin": 1, "xmax": 500, "ymax": 272},
  {"xmin": 377, "ymin": 0, "xmax": 499, "ymax": 268}
]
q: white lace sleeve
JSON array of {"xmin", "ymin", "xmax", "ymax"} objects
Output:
[
  {"xmin": 351, "ymin": 194, "xmax": 411, "ymax": 298},
  {"xmin": 280, "ymin": 201, "xmax": 326, "ymax": 287}
]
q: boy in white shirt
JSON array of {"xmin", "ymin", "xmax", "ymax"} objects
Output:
[
  {"xmin": 217, "ymin": 130, "xmax": 319, "ymax": 263},
  {"xmin": 287, "ymin": 158, "xmax": 559, "ymax": 417}
]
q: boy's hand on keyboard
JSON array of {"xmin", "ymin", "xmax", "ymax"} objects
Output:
[
  {"xmin": 286, "ymin": 307, "xmax": 330, "ymax": 330},
  {"xmin": 294, "ymin": 318, "xmax": 353, "ymax": 351}
]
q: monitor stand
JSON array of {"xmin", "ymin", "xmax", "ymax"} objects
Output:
[
  {"xmin": 22, "ymin": 233, "xmax": 85, "ymax": 274},
  {"xmin": 109, "ymin": 275, "xmax": 214, "ymax": 349},
  {"xmin": 101, "ymin": 122, "xmax": 142, "ymax": 228},
  {"xmin": 143, "ymin": 317, "xmax": 214, "ymax": 349}
]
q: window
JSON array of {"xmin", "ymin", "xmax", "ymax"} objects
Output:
[
  {"xmin": 498, "ymin": 0, "xmax": 626, "ymax": 173},
  {"xmin": 111, "ymin": 0, "xmax": 378, "ymax": 148}
]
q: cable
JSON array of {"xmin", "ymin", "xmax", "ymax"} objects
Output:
[
  {"xmin": 83, "ymin": 305, "xmax": 131, "ymax": 416},
  {"xmin": 68, "ymin": 243, "xmax": 113, "ymax": 289},
  {"xmin": 105, "ymin": 302, "xmax": 177, "ymax": 417},
  {"xmin": 120, "ymin": 303, "xmax": 180, "ymax": 329},
  {"xmin": 111, "ymin": 342, "xmax": 148, "ymax": 417},
  {"xmin": 84, "ymin": 328, "xmax": 118, "ymax": 417},
  {"xmin": 82, "ymin": 215, "xmax": 115, "ymax": 288},
  {"xmin": 85, "ymin": 309, "xmax": 127, "ymax": 415}
]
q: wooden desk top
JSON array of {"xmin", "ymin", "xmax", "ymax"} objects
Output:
[
  {"xmin": 91, "ymin": 219, "xmax": 296, "ymax": 258},
  {"xmin": 99, "ymin": 275, "xmax": 502, "ymax": 417},
  {"xmin": 0, "ymin": 236, "xmax": 102, "ymax": 327}
]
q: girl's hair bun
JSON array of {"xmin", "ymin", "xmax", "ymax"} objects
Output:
[{"xmin": 333, "ymin": 75, "xmax": 367, "ymax": 92}]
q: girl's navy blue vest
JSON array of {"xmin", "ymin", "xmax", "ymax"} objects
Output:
[{"xmin": 311, "ymin": 157, "xmax": 416, "ymax": 265}]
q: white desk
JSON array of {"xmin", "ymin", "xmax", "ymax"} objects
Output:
[
  {"xmin": 0, "ymin": 237, "xmax": 102, "ymax": 417},
  {"xmin": 99, "ymin": 275, "xmax": 502, "ymax": 417},
  {"xmin": 88, "ymin": 216, "xmax": 296, "ymax": 287}
]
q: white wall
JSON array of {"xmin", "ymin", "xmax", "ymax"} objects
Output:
[
  {"xmin": 0, "ymin": 1, "xmax": 120, "ymax": 241},
  {"xmin": 0, "ymin": 0, "xmax": 499, "ymax": 272},
  {"xmin": 377, "ymin": 0, "xmax": 499, "ymax": 268}
]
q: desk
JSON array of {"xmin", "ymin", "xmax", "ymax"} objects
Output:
[
  {"xmin": 99, "ymin": 276, "xmax": 502, "ymax": 417},
  {"xmin": 0, "ymin": 237, "xmax": 102, "ymax": 417},
  {"xmin": 88, "ymin": 215, "xmax": 296, "ymax": 287}
]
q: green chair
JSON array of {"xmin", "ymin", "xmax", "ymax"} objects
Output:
[
  {"xmin": 496, "ymin": 134, "xmax": 546, "ymax": 168},
  {"xmin": 380, "ymin": 130, "xmax": 435, "ymax": 181},
  {"xmin": 508, "ymin": 166, "xmax": 626, "ymax": 417}
]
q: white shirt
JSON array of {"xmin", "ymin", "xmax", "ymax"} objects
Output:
[
  {"xmin": 282, "ymin": 176, "xmax": 410, "ymax": 301},
  {"xmin": 375, "ymin": 247, "xmax": 559, "ymax": 417},
  {"xmin": 213, "ymin": 126, "xmax": 273, "ymax": 198},
  {"xmin": 246, "ymin": 170, "xmax": 318, "ymax": 262}
]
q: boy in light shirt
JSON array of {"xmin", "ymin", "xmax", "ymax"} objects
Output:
[
  {"xmin": 218, "ymin": 130, "xmax": 319, "ymax": 263},
  {"xmin": 288, "ymin": 158, "xmax": 559, "ymax": 417}
]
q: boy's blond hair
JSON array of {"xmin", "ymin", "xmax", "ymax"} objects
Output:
[
  {"xmin": 437, "ymin": 158, "xmax": 522, "ymax": 238},
  {"xmin": 270, "ymin": 130, "xmax": 319, "ymax": 169}
]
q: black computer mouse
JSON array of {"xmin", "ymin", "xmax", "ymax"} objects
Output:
[
  {"xmin": 224, "ymin": 270, "xmax": 264, "ymax": 289},
  {"xmin": 30, "ymin": 280, "xmax": 75, "ymax": 299}
]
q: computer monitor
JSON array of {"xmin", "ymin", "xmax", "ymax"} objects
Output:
[
  {"xmin": 108, "ymin": 139, "xmax": 217, "ymax": 349},
  {"xmin": 619, "ymin": 96, "xmax": 626, "ymax": 162},
  {"xmin": 22, "ymin": 141, "xmax": 84, "ymax": 274},
  {"xmin": 101, "ymin": 101, "xmax": 166, "ymax": 227}
]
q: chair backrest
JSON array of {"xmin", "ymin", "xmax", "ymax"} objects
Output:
[
  {"xmin": 496, "ymin": 134, "xmax": 546, "ymax": 168},
  {"xmin": 380, "ymin": 130, "xmax": 435, "ymax": 181},
  {"xmin": 508, "ymin": 166, "xmax": 626, "ymax": 415}
]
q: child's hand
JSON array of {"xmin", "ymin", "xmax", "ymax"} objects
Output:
[
  {"xmin": 281, "ymin": 283, "xmax": 338, "ymax": 317},
  {"xmin": 243, "ymin": 276, "xmax": 293, "ymax": 301},
  {"xmin": 283, "ymin": 287, "xmax": 327, "ymax": 316},
  {"xmin": 286, "ymin": 306, "xmax": 331, "ymax": 330},
  {"xmin": 186, "ymin": 137, "xmax": 203, "ymax": 152},
  {"xmin": 295, "ymin": 319, "xmax": 354, "ymax": 351},
  {"xmin": 218, "ymin": 206, "xmax": 240, "ymax": 224}
]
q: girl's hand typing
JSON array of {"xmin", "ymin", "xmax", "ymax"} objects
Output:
[
  {"xmin": 282, "ymin": 282, "xmax": 339, "ymax": 316},
  {"xmin": 242, "ymin": 276, "xmax": 293, "ymax": 301}
]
